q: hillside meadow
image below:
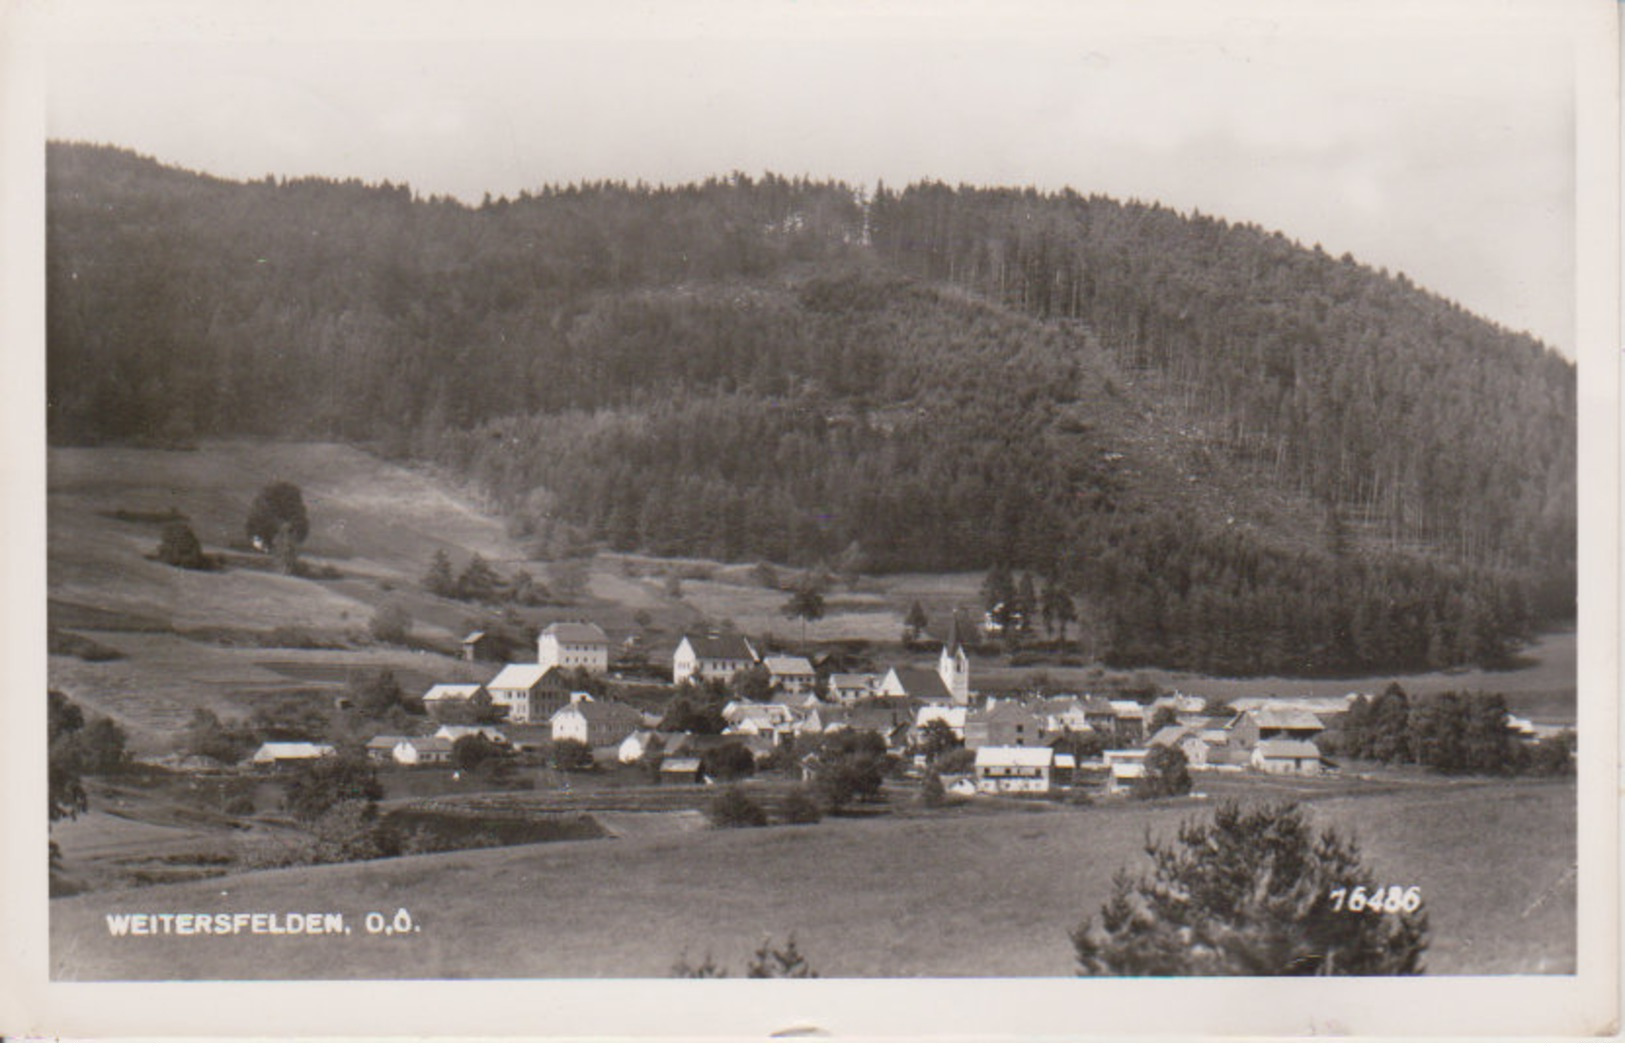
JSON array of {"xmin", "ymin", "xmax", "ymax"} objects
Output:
[{"xmin": 50, "ymin": 778, "xmax": 1574, "ymax": 980}]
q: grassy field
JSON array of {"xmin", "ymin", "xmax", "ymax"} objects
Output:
[{"xmin": 50, "ymin": 778, "xmax": 1574, "ymax": 980}]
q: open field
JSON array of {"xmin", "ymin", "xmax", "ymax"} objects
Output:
[{"xmin": 50, "ymin": 778, "xmax": 1573, "ymax": 980}]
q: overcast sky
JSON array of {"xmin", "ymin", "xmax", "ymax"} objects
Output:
[{"xmin": 42, "ymin": 0, "xmax": 1585, "ymax": 357}]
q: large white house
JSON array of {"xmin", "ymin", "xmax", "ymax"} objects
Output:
[
  {"xmin": 672, "ymin": 632, "xmax": 759, "ymax": 685},
  {"xmin": 537, "ymin": 621, "xmax": 610, "ymax": 675},
  {"xmin": 485, "ymin": 663, "xmax": 570, "ymax": 724},
  {"xmin": 973, "ymin": 746, "xmax": 1056, "ymax": 794}
]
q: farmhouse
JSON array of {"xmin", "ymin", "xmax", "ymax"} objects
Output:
[
  {"xmin": 248, "ymin": 741, "xmax": 336, "ymax": 768},
  {"xmin": 461, "ymin": 631, "xmax": 504, "ymax": 663},
  {"xmin": 435, "ymin": 724, "xmax": 509, "ymax": 746},
  {"xmin": 551, "ymin": 697, "xmax": 646, "ymax": 748},
  {"xmin": 761, "ymin": 655, "xmax": 817, "ymax": 696},
  {"xmin": 1251, "ymin": 738, "xmax": 1325, "ymax": 776},
  {"xmin": 973, "ymin": 746, "xmax": 1056, "ymax": 794},
  {"xmin": 722, "ymin": 701, "xmax": 797, "ymax": 741},
  {"xmin": 365, "ymin": 735, "xmax": 411, "ymax": 762},
  {"xmin": 420, "ymin": 683, "xmax": 491, "ymax": 717},
  {"xmin": 1037, "ymin": 697, "xmax": 1092, "ymax": 734},
  {"xmin": 393, "ymin": 736, "xmax": 454, "ymax": 766},
  {"xmin": 672, "ymin": 632, "xmax": 759, "ymax": 685},
  {"xmin": 827, "ymin": 673, "xmax": 881, "ymax": 704},
  {"xmin": 1228, "ymin": 708, "xmax": 1325, "ymax": 749},
  {"xmin": 537, "ymin": 621, "xmax": 610, "ymax": 675},
  {"xmin": 485, "ymin": 663, "xmax": 571, "ymax": 724}
]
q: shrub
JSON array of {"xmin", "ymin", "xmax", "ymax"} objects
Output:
[
  {"xmin": 369, "ymin": 600, "xmax": 412, "ymax": 645},
  {"xmin": 1072, "ymin": 801, "xmax": 1428, "ymax": 976},
  {"xmin": 672, "ymin": 936, "xmax": 818, "ymax": 978},
  {"xmin": 550, "ymin": 739, "xmax": 594, "ymax": 771},
  {"xmin": 1135, "ymin": 743, "xmax": 1192, "ymax": 799},
  {"xmin": 156, "ymin": 521, "xmax": 210, "ymax": 569},
  {"xmin": 700, "ymin": 740, "xmax": 756, "ymax": 782},
  {"xmin": 918, "ymin": 773, "xmax": 947, "ymax": 808},
  {"xmin": 779, "ymin": 786, "xmax": 823, "ymax": 824},
  {"xmin": 709, "ymin": 786, "xmax": 768, "ymax": 829},
  {"xmin": 934, "ymin": 748, "xmax": 976, "ymax": 775}
]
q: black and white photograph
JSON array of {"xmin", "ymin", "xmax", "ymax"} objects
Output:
[{"xmin": 2, "ymin": 0, "xmax": 1618, "ymax": 1038}]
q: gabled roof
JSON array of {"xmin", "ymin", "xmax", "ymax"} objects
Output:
[
  {"xmin": 365, "ymin": 735, "xmax": 411, "ymax": 749},
  {"xmin": 915, "ymin": 706, "xmax": 968, "ymax": 729},
  {"xmin": 828, "ymin": 673, "xmax": 879, "ymax": 688},
  {"xmin": 250, "ymin": 742, "xmax": 335, "ymax": 761},
  {"xmin": 401, "ymin": 736, "xmax": 454, "ymax": 754},
  {"xmin": 1256, "ymin": 739, "xmax": 1322, "ymax": 759},
  {"xmin": 487, "ymin": 663, "xmax": 551, "ymax": 690},
  {"xmin": 542, "ymin": 621, "xmax": 609, "ymax": 645},
  {"xmin": 763, "ymin": 655, "xmax": 816, "ymax": 677},
  {"xmin": 554, "ymin": 699, "xmax": 643, "ymax": 724},
  {"xmin": 975, "ymin": 746, "xmax": 1055, "ymax": 768},
  {"xmin": 660, "ymin": 756, "xmax": 703, "ymax": 773},
  {"xmin": 462, "ymin": 631, "xmax": 487, "ymax": 644},
  {"xmin": 436, "ymin": 725, "xmax": 508, "ymax": 742},
  {"xmin": 1149, "ymin": 725, "xmax": 1194, "ymax": 748},
  {"xmin": 422, "ymin": 683, "xmax": 486, "ymax": 702},
  {"xmin": 971, "ymin": 701, "xmax": 1042, "ymax": 725},
  {"xmin": 680, "ymin": 632, "xmax": 757, "ymax": 661},
  {"xmin": 1251, "ymin": 709, "xmax": 1326, "ymax": 731},
  {"xmin": 1080, "ymin": 696, "xmax": 1118, "ymax": 716},
  {"xmin": 1108, "ymin": 701, "xmax": 1146, "ymax": 719},
  {"xmin": 887, "ymin": 667, "xmax": 952, "ymax": 700}
]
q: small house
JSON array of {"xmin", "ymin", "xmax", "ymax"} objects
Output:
[
  {"xmin": 827, "ymin": 673, "xmax": 881, "ymax": 704},
  {"xmin": 1251, "ymin": 739, "xmax": 1324, "ymax": 776},
  {"xmin": 963, "ymin": 700, "xmax": 1044, "ymax": 751},
  {"xmin": 659, "ymin": 755, "xmax": 705, "ymax": 783},
  {"xmin": 461, "ymin": 631, "xmax": 505, "ymax": 664},
  {"xmin": 762, "ymin": 655, "xmax": 817, "ymax": 696},
  {"xmin": 249, "ymin": 741, "xmax": 336, "ymax": 768},
  {"xmin": 393, "ymin": 737, "xmax": 454, "ymax": 766},
  {"xmin": 365, "ymin": 735, "xmax": 411, "ymax": 763},
  {"xmin": 1229, "ymin": 708, "xmax": 1326, "ymax": 749},
  {"xmin": 435, "ymin": 724, "xmax": 509, "ymax": 746}
]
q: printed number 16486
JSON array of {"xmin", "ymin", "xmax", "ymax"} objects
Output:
[{"xmin": 1328, "ymin": 885, "xmax": 1422, "ymax": 914}]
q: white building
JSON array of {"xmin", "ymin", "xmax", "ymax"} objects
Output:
[
  {"xmin": 672, "ymin": 632, "xmax": 759, "ymax": 685},
  {"xmin": 973, "ymin": 746, "xmax": 1056, "ymax": 794},
  {"xmin": 551, "ymin": 696, "xmax": 646, "ymax": 748},
  {"xmin": 762, "ymin": 655, "xmax": 817, "ymax": 696},
  {"xmin": 537, "ymin": 621, "xmax": 610, "ymax": 675}
]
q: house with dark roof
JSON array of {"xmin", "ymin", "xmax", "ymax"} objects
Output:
[
  {"xmin": 551, "ymin": 697, "xmax": 647, "ymax": 748},
  {"xmin": 1229, "ymin": 708, "xmax": 1326, "ymax": 749},
  {"xmin": 963, "ymin": 700, "xmax": 1046, "ymax": 750},
  {"xmin": 672, "ymin": 632, "xmax": 759, "ymax": 685}
]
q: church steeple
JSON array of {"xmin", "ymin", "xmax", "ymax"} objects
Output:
[{"xmin": 939, "ymin": 610, "xmax": 970, "ymax": 705}]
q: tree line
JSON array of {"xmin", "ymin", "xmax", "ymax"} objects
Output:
[{"xmin": 47, "ymin": 143, "xmax": 1574, "ymax": 675}]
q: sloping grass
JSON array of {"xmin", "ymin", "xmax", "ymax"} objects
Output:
[{"xmin": 51, "ymin": 779, "xmax": 1573, "ymax": 980}]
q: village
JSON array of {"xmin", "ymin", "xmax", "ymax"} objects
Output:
[{"xmin": 240, "ymin": 613, "xmax": 1561, "ymax": 805}]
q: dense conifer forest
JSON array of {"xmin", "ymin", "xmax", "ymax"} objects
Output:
[{"xmin": 46, "ymin": 142, "xmax": 1576, "ymax": 675}]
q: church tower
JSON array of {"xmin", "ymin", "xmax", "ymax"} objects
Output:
[{"xmin": 938, "ymin": 612, "xmax": 971, "ymax": 705}]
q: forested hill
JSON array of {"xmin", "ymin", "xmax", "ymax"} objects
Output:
[{"xmin": 46, "ymin": 142, "xmax": 1576, "ymax": 675}]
